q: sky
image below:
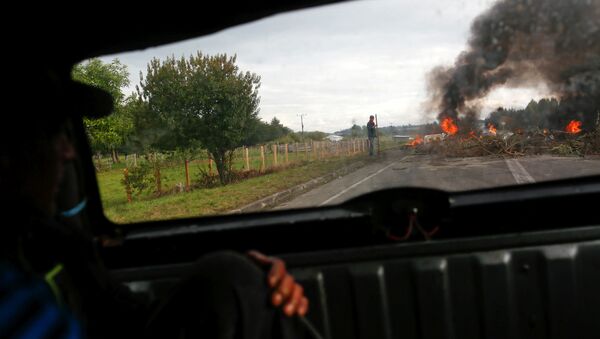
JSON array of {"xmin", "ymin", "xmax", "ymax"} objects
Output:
[{"xmin": 99, "ymin": 0, "xmax": 548, "ymax": 134}]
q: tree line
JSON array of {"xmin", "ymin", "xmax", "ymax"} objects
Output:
[{"xmin": 485, "ymin": 98, "xmax": 599, "ymax": 132}]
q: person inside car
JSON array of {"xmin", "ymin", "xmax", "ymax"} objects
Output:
[{"xmin": 0, "ymin": 69, "xmax": 308, "ymax": 339}]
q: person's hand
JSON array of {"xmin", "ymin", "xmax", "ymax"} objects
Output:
[{"xmin": 247, "ymin": 250, "xmax": 309, "ymax": 317}]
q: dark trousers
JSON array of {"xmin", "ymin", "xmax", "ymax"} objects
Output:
[
  {"xmin": 368, "ymin": 137, "xmax": 375, "ymax": 155},
  {"xmin": 146, "ymin": 252, "xmax": 301, "ymax": 339}
]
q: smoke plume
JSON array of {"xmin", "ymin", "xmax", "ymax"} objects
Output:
[{"xmin": 426, "ymin": 0, "xmax": 600, "ymax": 131}]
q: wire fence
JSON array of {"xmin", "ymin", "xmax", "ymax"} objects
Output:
[{"xmin": 93, "ymin": 138, "xmax": 373, "ymax": 173}]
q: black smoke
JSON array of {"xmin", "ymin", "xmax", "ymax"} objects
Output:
[{"xmin": 426, "ymin": 0, "xmax": 600, "ymax": 131}]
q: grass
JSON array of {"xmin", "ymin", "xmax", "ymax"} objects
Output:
[
  {"xmin": 101, "ymin": 156, "xmax": 363, "ymax": 223},
  {"xmin": 96, "ymin": 137, "xmax": 402, "ymax": 224}
]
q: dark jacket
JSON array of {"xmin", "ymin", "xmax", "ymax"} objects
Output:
[
  {"xmin": 0, "ymin": 199, "xmax": 150, "ymax": 339},
  {"xmin": 367, "ymin": 121, "xmax": 376, "ymax": 138}
]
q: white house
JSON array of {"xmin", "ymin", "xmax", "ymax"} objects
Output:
[{"xmin": 326, "ymin": 134, "xmax": 343, "ymax": 142}]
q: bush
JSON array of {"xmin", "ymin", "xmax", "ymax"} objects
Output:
[
  {"xmin": 194, "ymin": 166, "xmax": 220, "ymax": 188},
  {"xmin": 121, "ymin": 162, "xmax": 153, "ymax": 196}
]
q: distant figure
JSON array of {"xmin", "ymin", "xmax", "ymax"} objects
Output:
[{"xmin": 367, "ymin": 115, "xmax": 377, "ymax": 156}]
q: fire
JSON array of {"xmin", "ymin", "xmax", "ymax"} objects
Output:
[
  {"xmin": 408, "ymin": 135, "xmax": 423, "ymax": 146},
  {"xmin": 441, "ymin": 117, "xmax": 458, "ymax": 135},
  {"xmin": 488, "ymin": 123, "xmax": 497, "ymax": 135},
  {"xmin": 565, "ymin": 120, "xmax": 582, "ymax": 134}
]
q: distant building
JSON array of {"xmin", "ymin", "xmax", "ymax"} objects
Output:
[
  {"xmin": 326, "ymin": 134, "xmax": 343, "ymax": 142},
  {"xmin": 392, "ymin": 135, "xmax": 411, "ymax": 141}
]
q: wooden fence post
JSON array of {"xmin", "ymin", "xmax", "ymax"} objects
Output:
[
  {"xmin": 260, "ymin": 145, "xmax": 265, "ymax": 172},
  {"xmin": 123, "ymin": 168, "xmax": 132, "ymax": 203},
  {"xmin": 245, "ymin": 147, "xmax": 250, "ymax": 171},
  {"xmin": 320, "ymin": 142, "xmax": 324, "ymax": 159},
  {"xmin": 185, "ymin": 159, "xmax": 190, "ymax": 191},
  {"xmin": 295, "ymin": 143, "xmax": 299, "ymax": 161},
  {"xmin": 285, "ymin": 144, "xmax": 289, "ymax": 164},
  {"xmin": 304, "ymin": 142, "xmax": 308, "ymax": 160},
  {"xmin": 273, "ymin": 144, "xmax": 278, "ymax": 166}
]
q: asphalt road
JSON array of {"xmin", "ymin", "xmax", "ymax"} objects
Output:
[{"xmin": 275, "ymin": 149, "xmax": 600, "ymax": 209}]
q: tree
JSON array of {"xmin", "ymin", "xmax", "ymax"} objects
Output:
[
  {"xmin": 486, "ymin": 99, "xmax": 561, "ymax": 131},
  {"xmin": 121, "ymin": 96, "xmax": 165, "ymax": 153},
  {"xmin": 269, "ymin": 117, "xmax": 292, "ymax": 140},
  {"xmin": 350, "ymin": 124, "xmax": 364, "ymax": 138},
  {"xmin": 139, "ymin": 53, "xmax": 261, "ymax": 184},
  {"xmin": 72, "ymin": 58, "xmax": 132, "ymax": 161}
]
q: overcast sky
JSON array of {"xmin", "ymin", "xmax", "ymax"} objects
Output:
[{"xmin": 99, "ymin": 0, "xmax": 548, "ymax": 134}]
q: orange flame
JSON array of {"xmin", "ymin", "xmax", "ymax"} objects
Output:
[
  {"xmin": 408, "ymin": 135, "xmax": 423, "ymax": 146},
  {"xmin": 441, "ymin": 117, "xmax": 458, "ymax": 135},
  {"xmin": 488, "ymin": 123, "xmax": 497, "ymax": 135},
  {"xmin": 565, "ymin": 120, "xmax": 582, "ymax": 134}
]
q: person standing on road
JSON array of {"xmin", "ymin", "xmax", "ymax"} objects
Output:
[{"xmin": 367, "ymin": 115, "xmax": 377, "ymax": 156}]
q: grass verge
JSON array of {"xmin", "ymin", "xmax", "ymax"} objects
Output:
[{"xmin": 102, "ymin": 156, "xmax": 368, "ymax": 223}]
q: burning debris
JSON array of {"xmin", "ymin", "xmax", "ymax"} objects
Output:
[
  {"xmin": 565, "ymin": 120, "xmax": 582, "ymax": 134},
  {"xmin": 407, "ymin": 124, "xmax": 600, "ymax": 158},
  {"xmin": 441, "ymin": 117, "xmax": 458, "ymax": 135},
  {"xmin": 408, "ymin": 135, "xmax": 424, "ymax": 146}
]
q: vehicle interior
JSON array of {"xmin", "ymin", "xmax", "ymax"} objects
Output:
[{"xmin": 19, "ymin": 0, "xmax": 600, "ymax": 338}]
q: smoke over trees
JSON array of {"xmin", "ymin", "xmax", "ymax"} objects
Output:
[{"xmin": 426, "ymin": 0, "xmax": 600, "ymax": 132}]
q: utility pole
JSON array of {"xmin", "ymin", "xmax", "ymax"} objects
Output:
[{"xmin": 297, "ymin": 114, "xmax": 306, "ymax": 141}]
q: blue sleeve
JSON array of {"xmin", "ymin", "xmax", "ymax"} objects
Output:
[{"xmin": 0, "ymin": 263, "xmax": 83, "ymax": 339}]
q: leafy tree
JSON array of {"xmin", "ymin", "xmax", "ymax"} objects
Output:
[
  {"xmin": 138, "ymin": 53, "xmax": 261, "ymax": 184},
  {"xmin": 121, "ymin": 96, "xmax": 168, "ymax": 153},
  {"xmin": 269, "ymin": 117, "xmax": 292, "ymax": 140},
  {"xmin": 241, "ymin": 117, "xmax": 295, "ymax": 145},
  {"xmin": 303, "ymin": 131, "xmax": 327, "ymax": 141},
  {"xmin": 350, "ymin": 124, "xmax": 364, "ymax": 138},
  {"xmin": 72, "ymin": 58, "xmax": 132, "ymax": 161}
]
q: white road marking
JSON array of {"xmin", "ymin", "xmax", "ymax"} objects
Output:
[
  {"xmin": 319, "ymin": 161, "xmax": 398, "ymax": 206},
  {"xmin": 505, "ymin": 158, "xmax": 536, "ymax": 184}
]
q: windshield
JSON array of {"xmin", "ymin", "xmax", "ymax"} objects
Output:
[{"xmin": 75, "ymin": 0, "xmax": 600, "ymax": 224}]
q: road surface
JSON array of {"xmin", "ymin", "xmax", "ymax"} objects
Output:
[{"xmin": 275, "ymin": 149, "xmax": 600, "ymax": 209}]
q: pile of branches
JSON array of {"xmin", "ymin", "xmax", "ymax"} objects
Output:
[{"xmin": 412, "ymin": 129, "xmax": 600, "ymax": 158}]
